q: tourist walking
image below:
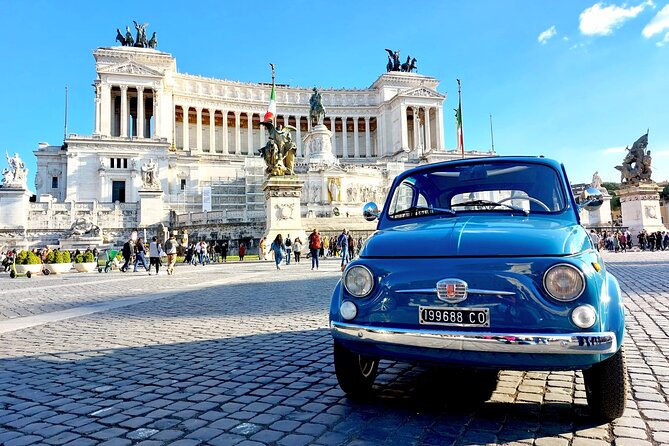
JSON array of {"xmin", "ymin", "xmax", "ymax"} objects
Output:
[
  {"xmin": 259, "ymin": 237, "xmax": 267, "ymax": 261},
  {"xmin": 221, "ymin": 240, "xmax": 228, "ymax": 262},
  {"xmin": 239, "ymin": 243, "xmax": 246, "ymax": 261},
  {"xmin": 269, "ymin": 234, "xmax": 286, "ymax": 269},
  {"xmin": 164, "ymin": 232, "xmax": 178, "ymax": 275},
  {"xmin": 148, "ymin": 236, "xmax": 162, "ymax": 275},
  {"xmin": 337, "ymin": 229, "xmax": 350, "ymax": 270},
  {"xmin": 120, "ymin": 237, "xmax": 134, "ymax": 272},
  {"xmin": 293, "ymin": 238, "xmax": 302, "ymax": 263},
  {"xmin": 285, "ymin": 234, "xmax": 293, "ymax": 265},
  {"xmin": 308, "ymin": 228, "xmax": 321, "ymax": 270},
  {"xmin": 133, "ymin": 237, "xmax": 149, "ymax": 272}
]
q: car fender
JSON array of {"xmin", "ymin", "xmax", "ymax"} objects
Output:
[{"xmin": 599, "ymin": 271, "xmax": 625, "ymax": 354}]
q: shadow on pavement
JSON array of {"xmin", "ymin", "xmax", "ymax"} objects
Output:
[{"xmin": 1, "ymin": 328, "xmax": 604, "ymax": 445}]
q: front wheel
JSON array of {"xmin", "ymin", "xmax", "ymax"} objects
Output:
[
  {"xmin": 583, "ymin": 347, "xmax": 628, "ymax": 421},
  {"xmin": 43, "ymin": 268, "xmax": 50, "ymax": 276},
  {"xmin": 9, "ymin": 270, "xmax": 16, "ymax": 278},
  {"xmin": 334, "ymin": 341, "xmax": 379, "ymax": 398},
  {"xmin": 26, "ymin": 271, "xmax": 32, "ymax": 278}
]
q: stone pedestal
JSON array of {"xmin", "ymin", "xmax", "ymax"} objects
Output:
[
  {"xmin": 262, "ymin": 177, "xmax": 307, "ymax": 246},
  {"xmin": 0, "ymin": 187, "xmax": 31, "ymax": 229},
  {"xmin": 138, "ymin": 189, "xmax": 164, "ymax": 227},
  {"xmin": 303, "ymin": 124, "xmax": 337, "ymax": 165},
  {"xmin": 619, "ymin": 183, "xmax": 666, "ymax": 238}
]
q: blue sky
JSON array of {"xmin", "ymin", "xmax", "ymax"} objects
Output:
[{"xmin": 1, "ymin": 0, "xmax": 668, "ymax": 191}]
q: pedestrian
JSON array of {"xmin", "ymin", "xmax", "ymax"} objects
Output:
[
  {"xmin": 133, "ymin": 237, "xmax": 149, "ymax": 272},
  {"xmin": 259, "ymin": 237, "xmax": 267, "ymax": 261},
  {"xmin": 589, "ymin": 230, "xmax": 600, "ymax": 251},
  {"xmin": 285, "ymin": 234, "xmax": 293, "ymax": 265},
  {"xmin": 148, "ymin": 236, "xmax": 162, "ymax": 275},
  {"xmin": 121, "ymin": 237, "xmax": 134, "ymax": 272},
  {"xmin": 164, "ymin": 232, "xmax": 178, "ymax": 275},
  {"xmin": 293, "ymin": 237, "xmax": 302, "ymax": 263},
  {"xmin": 269, "ymin": 234, "xmax": 286, "ymax": 269},
  {"xmin": 221, "ymin": 240, "xmax": 228, "ymax": 262},
  {"xmin": 337, "ymin": 228, "xmax": 350, "ymax": 270},
  {"xmin": 239, "ymin": 243, "xmax": 246, "ymax": 261},
  {"xmin": 308, "ymin": 228, "xmax": 321, "ymax": 270}
]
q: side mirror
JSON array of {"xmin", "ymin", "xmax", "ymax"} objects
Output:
[
  {"xmin": 577, "ymin": 187, "xmax": 603, "ymax": 211},
  {"xmin": 363, "ymin": 202, "xmax": 380, "ymax": 221}
]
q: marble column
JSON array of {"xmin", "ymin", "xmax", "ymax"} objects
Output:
[
  {"xmin": 235, "ymin": 112, "xmax": 241, "ymax": 155},
  {"xmin": 365, "ymin": 117, "xmax": 371, "ymax": 157},
  {"xmin": 195, "ymin": 107, "xmax": 203, "ymax": 152},
  {"xmin": 295, "ymin": 116, "xmax": 302, "ymax": 158},
  {"xmin": 152, "ymin": 88, "xmax": 160, "ymax": 139},
  {"xmin": 100, "ymin": 83, "xmax": 111, "ymax": 136},
  {"xmin": 209, "ymin": 108, "xmax": 216, "ymax": 153},
  {"xmin": 222, "ymin": 110, "xmax": 229, "ymax": 154},
  {"xmin": 182, "ymin": 106, "xmax": 190, "ymax": 151},
  {"xmin": 437, "ymin": 107, "xmax": 445, "ymax": 150},
  {"xmin": 425, "ymin": 107, "xmax": 432, "ymax": 151},
  {"xmin": 342, "ymin": 118, "xmax": 348, "ymax": 158},
  {"xmin": 247, "ymin": 112, "xmax": 254, "ymax": 156},
  {"xmin": 330, "ymin": 118, "xmax": 337, "ymax": 155},
  {"xmin": 353, "ymin": 117, "xmax": 360, "ymax": 158},
  {"xmin": 400, "ymin": 104, "xmax": 408, "ymax": 149},
  {"xmin": 136, "ymin": 86, "xmax": 145, "ymax": 138},
  {"xmin": 120, "ymin": 85, "xmax": 129, "ymax": 138},
  {"xmin": 94, "ymin": 84, "xmax": 101, "ymax": 135}
]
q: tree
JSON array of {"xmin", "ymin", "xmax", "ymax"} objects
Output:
[{"xmin": 602, "ymin": 182, "xmax": 621, "ymax": 211}]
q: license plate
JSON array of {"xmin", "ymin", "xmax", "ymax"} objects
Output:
[{"xmin": 419, "ymin": 306, "xmax": 490, "ymax": 328}]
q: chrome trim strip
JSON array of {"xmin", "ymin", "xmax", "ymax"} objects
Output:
[
  {"xmin": 331, "ymin": 322, "xmax": 617, "ymax": 354},
  {"xmin": 396, "ymin": 288, "xmax": 515, "ymax": 296}
]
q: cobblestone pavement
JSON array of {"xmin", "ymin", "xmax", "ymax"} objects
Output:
[{"xmin": 0, "ymin": 252, "xmax": 667, "ymax": 446}]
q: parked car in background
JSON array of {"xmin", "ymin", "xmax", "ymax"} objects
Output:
[{"xmin": 329, "ymin": 156, "xmax": 627, "ymax": 421}]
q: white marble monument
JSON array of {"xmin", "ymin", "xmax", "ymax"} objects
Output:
[{"xmin": 262, "ymin": 177, "xmax": 307, "ymax": 247}]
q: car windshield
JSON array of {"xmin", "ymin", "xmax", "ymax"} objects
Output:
[{"xmin": 387, "ymin": 161, "xmax": 567, "ymax": 220}]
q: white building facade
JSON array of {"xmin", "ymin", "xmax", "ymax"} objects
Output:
[{"xmin": 29, "ymin": 45, "xmax": 495, "ymax": 243}]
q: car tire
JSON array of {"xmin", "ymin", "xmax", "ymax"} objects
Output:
[
  {"xmin": 333, "ymin": 341, "xmax": 379, "ymax": 398},
  {"xmin": 583, "ymin": 346, "xmax": 628, "ymax": 421}
]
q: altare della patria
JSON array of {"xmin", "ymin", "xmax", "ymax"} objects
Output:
[{"xmin": 0, "ymin": 24, "xmax": 664, "ymax": 250}]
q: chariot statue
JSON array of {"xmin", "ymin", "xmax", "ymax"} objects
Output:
[
  {"xmin": 309, "ymin": 88, "xmax": 326, "ymax": 127},
  {"xmin": 258, "ymin": 122, "xmax": 297, "ymax": 176}
]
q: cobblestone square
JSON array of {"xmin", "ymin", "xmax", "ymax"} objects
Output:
[{"xmin": 1, "ymin": 252, "xmax": 668, "ymax": 445}]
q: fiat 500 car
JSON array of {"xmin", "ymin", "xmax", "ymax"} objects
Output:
[{"xmin": 330, "ymin": 156, "xmax": 627, "ymax": 420}]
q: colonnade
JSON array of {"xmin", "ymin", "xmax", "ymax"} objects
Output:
[
  {"xmin": 174, "ymin": 106, "xmax": 381, "ymax": 159},
  {"xmin": 97, "ymin": 84, "xmax": 160, "ymax": 139}
]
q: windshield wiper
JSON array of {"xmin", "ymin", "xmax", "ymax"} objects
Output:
[
  {"xmin": 450, "ymin": 199, "xmax": 528, "ymax": 215},
  {"xmin": 389, "ymin": 206, "xmax": 456, "ymax": 218}
]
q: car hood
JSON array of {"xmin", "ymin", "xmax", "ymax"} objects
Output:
[{"xmin": 363, "ymin": 216, "xmax": 590, "ymax": 257}]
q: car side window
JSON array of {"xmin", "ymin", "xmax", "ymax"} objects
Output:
[{"xmin": 389, "ymin": 181, "xmax": 415, "ymax": 216}]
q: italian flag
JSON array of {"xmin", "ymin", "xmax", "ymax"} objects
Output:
[
  {"xmin": 263, "ymin": 85, "xmax": 276, "ymax": 122},
  {"xmin": 456, "ymin": 96, "xmax": 464, "ymax": 156}
]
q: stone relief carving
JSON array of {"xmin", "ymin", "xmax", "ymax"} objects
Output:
[
  {"xmin": 275, "ymin": 204, "xmax": 295, "ymax": 220},
  {"xmin": 644, "ymin": 206, "xmax": 658, "ymax": 219},
  {"xmin": 141, "ymin": 159, "xmax": 160, "ymax": 189}
]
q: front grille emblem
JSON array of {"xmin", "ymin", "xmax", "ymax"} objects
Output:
[{"xmin": 437, "ymin": 279, "xmax": 468, "ymax": 303}]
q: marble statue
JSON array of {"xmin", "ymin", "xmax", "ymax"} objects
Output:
[
  {"xmin": 591, "ymin": 171, "xmax": 603, "ymax": 189},
  {"xmin": 1, "ymin": 152, "xmax": 28, "ymax": 188},
  {"xmin": 328, "ymin": 178, "xmax": 340, "ymax": 202},
  {"xmin": 65, "ymin": 217, "xmax": 101, "ymax": 237},
  {"xmin": 141, "ymin": 159, "xmax": 159, "ymax": 188}
]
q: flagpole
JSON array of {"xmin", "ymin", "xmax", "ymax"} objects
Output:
[
  {"xmin": 489, "ymin": 113, "xmax": 495, "ymax": 153},
  {"xmin": 457, "ymin": 79, "xmax": 464, "ymax": 159},
  {"xmin": 270, "ymin": 63, "xmax": 276, "ymax": 127}
]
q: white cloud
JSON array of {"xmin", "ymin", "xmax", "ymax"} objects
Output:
[
  {"xmin": 643, "ymin": 4, "xmax": 669, "ymax": 37},
  {"xmin": 658, "ymin": 31, "xmax": 669, "ymax": 45},
  {"xmin": 603, "ymin": 146, "xmax": 627, "ymax": 154},
  {"xmin": 579, "ymin": 2, "xmax": 651, "ymax": 36},
  {"xmin": 653, "ymin": 149, "xmax": 669, "ymax": 156},
  {"xmin": 538, "ymin": 25, "xmax": 557, "ymax": 44}
]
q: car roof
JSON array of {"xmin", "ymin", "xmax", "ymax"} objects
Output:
[{"xmin": 398, "ymin": 156, "xmax": 564, "ymax": 180}]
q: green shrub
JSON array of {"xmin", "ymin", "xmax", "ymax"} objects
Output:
[
  {"xmin": 84, "ymin": 251, "xmax": 95, "ymax": 262},
  {"xmin": 75, "ymin": 254, "xmax": 84, "ymax": 263},
  {"xmin": 17, "ymin": 251, "xmax": 41, "ymax": 265},
  {"xmin": 62, "ymin": 251, "xmax": 71, "ymax": 263},
  {"xmin": 45, "ymin": 251, "xmax": 56, "ymax": 264},
  {"xmin": 45, "ymin": 250, "xmax": 72, "ymax": 264}
]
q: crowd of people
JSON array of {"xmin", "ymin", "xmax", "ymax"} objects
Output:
[
  {"xmin": 590, "ymin": 229, "xmax": 669, "ymax": 252},
  {"xmin": 259, "ymin": 228, "xmax": 365, "ymax": 271}
]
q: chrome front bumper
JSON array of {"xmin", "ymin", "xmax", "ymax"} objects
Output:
[{"xmin": 331, "ymin": 322, "xmax": 617, "ymax": 354}]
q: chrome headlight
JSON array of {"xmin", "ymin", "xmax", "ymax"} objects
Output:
[
  {"xmin": 543, "ymin": 263, "xmax": 586, "ymax": 302},
  {"xmin": 343, "ymin": 265, "xmax": 374, "ymax": 297}
]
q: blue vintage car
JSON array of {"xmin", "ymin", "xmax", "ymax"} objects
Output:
[{"xmin": 330, "ymin": 156, "xmax": 627, "ymax": 420}]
